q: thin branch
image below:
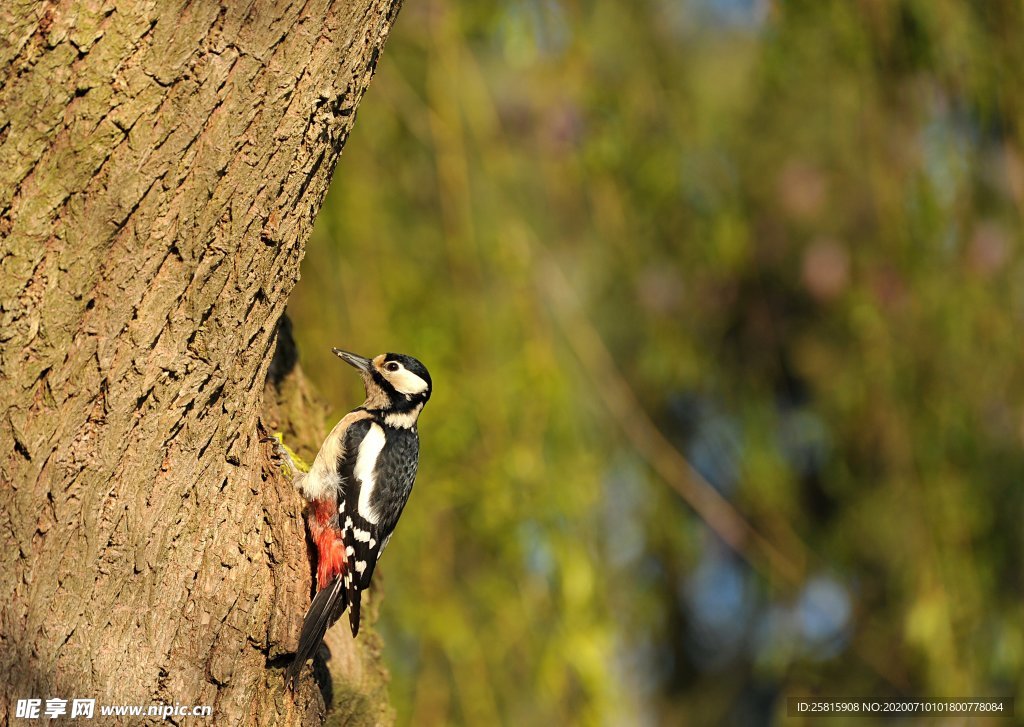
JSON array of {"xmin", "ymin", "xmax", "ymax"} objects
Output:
[{"xmin": 538, "ymin": 259, "xmax": 807, "ymax": 585}]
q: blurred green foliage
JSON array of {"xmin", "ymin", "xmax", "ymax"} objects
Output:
[{"xmin": 290, "ymin": 0, "xmax": 1024, "ymax": 723}]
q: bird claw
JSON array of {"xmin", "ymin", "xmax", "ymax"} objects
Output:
[{"xmin": 264, "ymin": 434, "xmax": 302, "ymax": 479}]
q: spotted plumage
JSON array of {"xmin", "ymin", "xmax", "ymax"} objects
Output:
[{"xmin": 283, "ymin": 349, "xmax": 431, "ymax": 691}]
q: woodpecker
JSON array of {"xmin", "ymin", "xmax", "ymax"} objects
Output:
[{"xmin": 280, "ymin": 348, "xmax": 432, "ymax": 690}]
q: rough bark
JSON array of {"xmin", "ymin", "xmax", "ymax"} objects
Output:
[{"xmin": 0, "ymin": 1, "xmax": 400, "ymax": 724}]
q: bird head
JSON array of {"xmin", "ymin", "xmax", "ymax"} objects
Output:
[{"xmin": 333, "ymin": 348, "xmax": 432, "ymax": 424}]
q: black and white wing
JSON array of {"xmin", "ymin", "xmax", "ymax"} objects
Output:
[{"xmin": 338, "ymin": 419, "xmax": 419, "ymax": 635}]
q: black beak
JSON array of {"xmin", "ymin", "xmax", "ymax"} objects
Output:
[{"xmin": 333, "ymin": 348, "xmax": 372, "ymax": 372}]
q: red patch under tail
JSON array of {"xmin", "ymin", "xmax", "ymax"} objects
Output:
[{"xmin": 308, "ymin": 498, "xmax": 347, "ymax": 590}]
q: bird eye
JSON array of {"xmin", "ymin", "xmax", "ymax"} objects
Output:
[{"xmin": 384, "ymin": 362, "xmax": 400, "ymax": 372}]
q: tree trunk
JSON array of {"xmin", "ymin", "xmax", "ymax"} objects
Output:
[{"xmin": 0, "ymin": 1, "xmax": 400, "ymax": 724}]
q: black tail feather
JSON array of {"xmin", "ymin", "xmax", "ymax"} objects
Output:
[
  {"xmin": 348, "ymin": 586, "xmax": 362, "ymax": 637},
  {"xmin": 285, "ymin": 577, "xmax": 347, "ymax": 691}
]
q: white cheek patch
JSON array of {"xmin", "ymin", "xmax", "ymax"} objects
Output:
[
  {"xmin": 386, "ymin": 367, "xmax": 429, "ymax": 396},
  {"xmin": 354, "ymin": 423, "xmax": 386, "ymax": 524}
]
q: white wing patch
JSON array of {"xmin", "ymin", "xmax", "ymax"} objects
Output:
[
  {"xmin": 354, "ymin": 422, "xmax": 386, "ymax": 524},
  {"xmin": 304, "ymin": 410, "xmax": 371, "ymax": 500}
]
